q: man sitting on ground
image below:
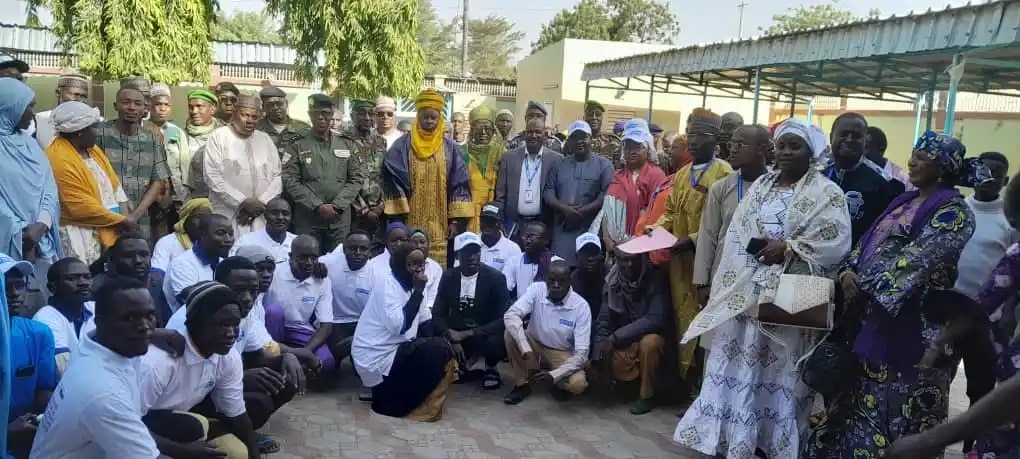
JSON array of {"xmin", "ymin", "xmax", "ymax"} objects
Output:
[
  {"xmin": 592, "ymin": 250, "xmax": 669, "ymax": 415},
  {"xmin": 90, "ymin": 232, "xmax": 167, "ymax": 324},
  {"xmin": 434, "ymin": 232, "xmax": 510, "ymax": 390},
  {"xmin": 163, "ymin": 213, "xmax": 235, "ymax": 312},
  {"xmin": 320, "ymin": 230, "xmax": 375, "ymax": 398},
  {"xmin": 503, "ymin": 259, "xmax": 591, "ymax": 405}
]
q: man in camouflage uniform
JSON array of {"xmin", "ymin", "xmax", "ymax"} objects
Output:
[
  {"xmin": 281, "ymin": 94, "xmax": 368, "ymax": 252},
  {"xmin": 345, "ymin": 99, "xmax": 387, "ymax": 247},
  {"xmin": 255, "ymin": 86, "xmax": 310, "ymax": 159},
  {"xmin": 584, "ymin": 100, "xmax": 622, "ymax": 166},
  {"xmin": 505, "ymin": 101, "xmax": 562, "ymax": 152}
]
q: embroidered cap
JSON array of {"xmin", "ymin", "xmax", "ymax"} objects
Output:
[
  {"xmin": 453, "ymin": 232, "xmax": 482, "ymax": 252},
  {"xmin": 480, "ymin": 201, "xmax": 503, "ymax": 220},
  {"xmin": 575, "ymin": 232, "xmax": 602, "ymax": 252}
]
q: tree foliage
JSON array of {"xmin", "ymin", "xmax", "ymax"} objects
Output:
[
  {"xmin": 531, "ymin": 0, "xmax": 678, "ymax": 54},
  {"xmin": 418, "ymin": 0, "xmax": 458, "ymax": 75},
  {"xmin": 27, "ymin": 0, "xmax": 216, "ymax": 84},
  {"xmin": 211, "ymin": 11, "xmax": 282, "ymax": 44},
  {"xmin": 269, "ymin": 0, "xmax": 425, "ymax": 99},
  {"xmin": 465, "ymin": 15, "xmax": 524, "ymax": 79},
  {"xmin": 761, "ymin": 0, "xmax": 880, "ymax": 36}
]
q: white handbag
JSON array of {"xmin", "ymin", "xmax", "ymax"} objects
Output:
[{"xmin": 768, "ymin": 262, "xmax": 835, "ymax": 330}]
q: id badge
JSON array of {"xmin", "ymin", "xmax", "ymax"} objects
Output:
[{"xmin": 524, "ymin": 189, "xmax": 534, "ymax": 203}]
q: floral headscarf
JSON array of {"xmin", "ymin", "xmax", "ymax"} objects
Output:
[{"xmin": 913, "ymin": 130, "xmax": 992, "ymax": 188}]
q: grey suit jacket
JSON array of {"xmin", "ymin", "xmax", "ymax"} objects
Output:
[{"xmin": 495, "ymin": 147, "xmax": 563, "ymax": 229}]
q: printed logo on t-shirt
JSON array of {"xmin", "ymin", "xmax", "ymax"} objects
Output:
[
  {"xmin": 845, "ymin": 190, "xmax": 865, "ymax": 221},
  {"xmin": 355, "ymin": 288, "xmax": 370, "ymax": 295},
  {"xmin": 301, "ymin": 296, "xmax": 315, "ymax": 304},
  {"xmin": 559, "ymin": 318, "xmax": 575, "ymax": 327}
]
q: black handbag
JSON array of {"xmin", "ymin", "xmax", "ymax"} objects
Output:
[{"xmin": 799, "ymin": 335, "xmax": 859, "ymax": 399}]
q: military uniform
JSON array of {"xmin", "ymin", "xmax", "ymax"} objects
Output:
[
  {"xmin": 256, "ymin": 117, "xmax": 310, "ymax": 159},
  {"xmin": 505, "ymin": 133, "xmax": 562, "ymax": 152},
  {"xmin": 281, "ymin": 131, "xmax": 368, "ymax": 252},
  {"xmin": 591, "ymin": 132, "xmax": 623, "ymax": 164},
  {"xmin": 346, "ymin": 127, "xmax": 387, "ymax": 240}
]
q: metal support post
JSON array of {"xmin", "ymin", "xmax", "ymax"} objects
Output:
[
  {"xmin": 925, "ymin": 70, "xmax": 938, "ymax": 130},
  {"xmin": 584, "ymin": 80, "xmax": 591, "ymax": 106},
  {"xmin": 806, "ymin": 96, "xmax": 815, "ymax": 122},
  {"xmin": 943, "ymin": 54, "xmax": 965, "ymax": 136},
  {"xmin": 913, "ymin": 91, "xmax": 925, "ymax": 141},
  {"xmin": 647, "ymin": 75, "xmax": 656, "ymax": 121},
  {"xmin": 751, "ymin": 67, "xmax": 761, "ymax": 124}
]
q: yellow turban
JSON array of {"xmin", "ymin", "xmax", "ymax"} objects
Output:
[
  {"xmin": 174, "ymin": 198, "xmax": 212, "ymax": 249},
  {"xmin": 415, "ymin": 89, "xmax": 446, "ymax": 112},
  {"xmin": 469, "ymin": 106, "xmax": 495, "ymax": 124}
]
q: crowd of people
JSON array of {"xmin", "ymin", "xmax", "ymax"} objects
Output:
[{"xmin": 3, "ymin": 52, "xmax": 1020, "ymax": 459}]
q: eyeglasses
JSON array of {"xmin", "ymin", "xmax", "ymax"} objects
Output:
[{"xmin": 375, "ymin": 111, "xmax": 395, "ymax": 118}]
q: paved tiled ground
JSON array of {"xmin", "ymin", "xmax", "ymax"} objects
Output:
[{"xmin": 261, "ymin": 364, "xmax": 974, "ymax": 458}]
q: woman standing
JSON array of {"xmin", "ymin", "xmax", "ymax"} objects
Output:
[
  {"xmin": 593, "ymin": 124, "xmax": 665, "ymax": 252},
  {"xmin": 464, "ymin": 106, "xmax": 505, "ymax": 233},
  {"xmin": 46, "ymin": 101, "xmax": 136, "ymax": 265},
  {"xmin": 804, "ymin": 131, "xmax": 986, "ymax": 458},
  {"xmin": 674, "ymin": 118, "xmax": 852, "ymax": 458},
  {"xmin": 352, "ymin": 245, "xmax": 457, "ymax": 422}
]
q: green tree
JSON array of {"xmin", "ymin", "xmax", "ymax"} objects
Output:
[
  {"xmin": 419, "ymin": 0, "xmax": 458, "ymax": 75},
  {"xmin": 464, "ymin": 15, "xmax": 524, "ymax": 79},
  {"xmin": 531, "ymin": 0, "xmax": 678, "ymax": 54},
  {"xmin": 761, "ymin": 0, "xmax": 880, "ymax": 36},
  {"xmin": 269, "ymin": 0, "xmax": 425, "ymax": 99},
  {"xmin": 211, "ymin": 11, "xmax": 282, "ymax": 44},
  {"xmin": 26, "ymin": 0, "xmax": 216, "ymax": 84}
]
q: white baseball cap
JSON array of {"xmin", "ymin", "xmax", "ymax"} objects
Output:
[
  {"xmin": 0, "ymin": 253, "xmax": 33, "ymax": 278},
  {"xmin": 575, "ymin": 232, "xmax": 602, "ymax": 252},
  {"xmin": 568, "ymin": 120, "xmax": 592, "ymax": 137},
  {"xmin": 453, "ymin": 232, "xmax": 482, "ymax": 251}
]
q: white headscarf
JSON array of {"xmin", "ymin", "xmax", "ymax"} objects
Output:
[
  {"xmin": 51, "ymin": 101, "xmax": 100, "ymax": 134},
  {"xmin": 773, "ymin": 118, "xmax": 830, "ymax": 162}
]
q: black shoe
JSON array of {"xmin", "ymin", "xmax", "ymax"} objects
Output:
[
  {"xmin": 481, "ymin": 369, "xmax": 502, "ymax": 390},
  {"xmin": 551, "ymin": 386, "xmax": 571, "ymax": 401},
  {"xmin": 503, "ymin": 384, "xmax": 532, "ymax": 405}
]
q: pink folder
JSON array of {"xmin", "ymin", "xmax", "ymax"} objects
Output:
[{"xmin": 618, "ymin": 228, "xmax": 678, "ymax": 254}]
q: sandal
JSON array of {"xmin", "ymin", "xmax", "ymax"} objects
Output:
[
  {"xmin": 256, "ymin": 433, "xmax": 281, "ymax": 454},
  {"xmin": 481, "ymin": 369, "xmax": 501, "ymax": 390}
]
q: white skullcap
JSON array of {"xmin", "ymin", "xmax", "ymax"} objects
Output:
[
  {"xmin": 496, "ymin": 109, "xmax": 514, "ymax": 118},
  {"xmin": 51, "ymin": 101, "xmax": 101, "ymax": 134},
  {"xmin": 375, "ymin": 96, "xmax": 396, "ymax": 111},
  {"xmin": 150, "ymin": 83, "xmax": 171, "ymax": 99}
]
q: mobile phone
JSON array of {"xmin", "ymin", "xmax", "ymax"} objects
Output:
[{"xmin": 746, "ymin": 237, "xmax": 768, "ymax": 255}]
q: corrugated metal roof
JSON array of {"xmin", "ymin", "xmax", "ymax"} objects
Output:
[{"xmin": 582, "ymin": 0, "xmax": 1020, "ymax": 85}]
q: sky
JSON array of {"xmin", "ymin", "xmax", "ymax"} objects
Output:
[{"xmin": 3, "ymin": 0, "xmax": 971, "ymax": 62}]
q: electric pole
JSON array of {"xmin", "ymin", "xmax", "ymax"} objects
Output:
[
  {"xmin": 461, "ymin": 0, "xmax": 470, "ymax": 76},
  {"xmin": 737, "ymin": 1, "xmax": 748, "ymax": 39}
]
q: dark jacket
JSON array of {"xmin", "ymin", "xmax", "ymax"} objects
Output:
[
  {"xmin": 494, "ymin": 146, "xmax": 563, "ymax": 232},
  {"xmin": 594, "ymin": 268, "xmax": 669, "ymax": 356},
  {"xmin": 432, "ymin": 264, "xmax": 510, "ymax": 337}
]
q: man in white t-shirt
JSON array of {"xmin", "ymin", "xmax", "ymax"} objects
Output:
[
  {"xmin": 139, "ymin": 282, "xmax": 258, "ymax": 458},
  {"xmin": 503, "ymin": 260, "xmax": 591, "ymax": 405},
  {"xmin": 163, "ymin": 213, "xmax": 235, "ymax": 312},
  {"xmin": 31, "ymin": 276, "xmax": 160, "ymax": 458},
  {"xmin": 502, "ymin": 220, "xmax": 552, "ymax": 299},
  {"xmin": 229, "ymin": 197, "xmax": 297, "ymax": 265},
  {"xmin": 264, "ymin": 235, "xmax": 336, "ymax": 387},
  {"xmin": 33, "ymin": 258, "xmax": 95, "ymax": 374},
  {"xmin": 321, "ymin": 230, "xmax": 376, "ymax": 399},
  {"xmin": 477, "ymin": 202, "xmax": 522, "ymax": 273}
]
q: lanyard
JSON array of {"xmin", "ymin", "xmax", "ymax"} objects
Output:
[
  {"xmin": 736, "ymin": 174, "xmax": 744, "ymax": 202},
  {"xmin": 524, "ymin": 154, "xmax": 541, "ymax": 184},
  {"xmin": 690, "ymin": 158, "xmax": 714, "ymax": 188}
]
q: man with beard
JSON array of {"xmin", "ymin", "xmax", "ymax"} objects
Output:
[
  {"xmin": 255, "ymin": 86, "xmax": 309, "ymax": 159},
  {"xmin": 231, "ymin": 197, "xmax": 297, "ymax": 264},
  {"xmin": 822, "ymin": 112, "xmax": 903, "ymax": 244},
  {"xmin": 543, "ymin": 121, "xmax": 613, "ymax": 266},
  {"xmin": 34, "ymin": 257, "xmax": 94, "ymax": 374},
  {"xmin": 163, "ymin": 213, "xmax": 235, "ymax": 312},
  {"xmin": 204, "ymin": 94, "xmax": 283, "ymax": 236},
  {"xmin": 495, "ymin": 109, "xmax": 514, "ymax": 142},
  {"xmin": 346, "ymin": 99, "xmax": 388, "ymax": 241},
  {"xmin": 505, "ymin": 101, "xmax": 562, "ymax": 152},
  {"xmin": 375, "ymin": 96, "xmax": 403, "ymax": 149},
  {"xmin": 149, "ymin": 83, "xmax": 191, "ymax": 210},
  {"xmin": 283, "ymin": 94, "xmax": 367, "ymax": 252},
  {"xmin": 214, "ymin": 82, "xmax": 240, "ymax": 124},
  {"xmin": 495, "ymin": 119, "xmax": 564, "ymax": 240},
  {"xmin": 96, "ymin": 87, "xmax": 171, "ymax": 240},
  {"xmin": 3, "ymin": 253, "xmax": 57, "ymax": 458},
  {"xmin": 584, "ymin": 101, "xmax": 622, "ymax": 166},
  {"xmin": 184, "ymin": 89, "xmax": 222, "ymax": 198},
  {"xmin": 650, "ymin": 108, "xmax": 731, "ymax": 391},
  {"xmin": 715, "ymin": 112, "xmax": 743, "ymax": 160},
  {"xmin": 35, "ymin": 73, "xmax": 90, "ymax": 149}
]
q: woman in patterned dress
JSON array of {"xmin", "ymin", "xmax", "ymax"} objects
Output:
[
  {"xmin": 672, "ymin": 118, "xmax": 852, "ymax": 458},
  {"xmin": 804, "ymin": 131, "xmax": 991, "ymax": 458}
]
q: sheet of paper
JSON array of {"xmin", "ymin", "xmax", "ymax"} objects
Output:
[{"xmin": 618, "ymin": 227, "xmax": 678, "ymax": 254}]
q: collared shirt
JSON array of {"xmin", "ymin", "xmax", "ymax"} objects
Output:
[
  {"xmin": 352, "ymin": 272, "xmax": 432, "ymax": 387},
  {"xmin": 321, "ymin": 247, "xmax": 375, "ymax": 324},
  {"xmin": 203, "ymin": 126, "xmax": 283, "ymax": 236},
  {"xmin": 229, "ymin": 229, "xmax": 296, "ymax": 265},
  {"xmin": 265, "ymin": 265, "xmax": 334, "ymax": 332},
  {"xmin": 503, "ymin": 282, "xmax": 591, "ymax": 381},
  {"xmin": 482, "ymin": 235, "xmax": 523, "ymax": 273},
  {"xmin": 138, "ymin": 329, "xmax": 246, "ymax": 417},
  {"xmin": 165, "ymin": 301, "xmax": 273, "ymax": 355},
  {"xmin": 255, "ymin": 117, "xmax": 310, "ymax": 158},
  {"xmin": 32, "ymin": 300, "xmax": 95, "ymax": 359},
  {"xmin": 505, "ymin": 132, "xmax": 562, "ymax": 153},
  {"xmin": 163, "ymin": 248, "xmax": 219, "ymax": 312},
  {"xmin": 517, "ymin": 148, "xmax": 544, "ymax": 217},
  {"xmin": 502, "ymin": 252, "xmax": 540, "ymax": 297},
  {"xmin": 31, "ymin": 331, "xmax": 159, "ymax": 459},
  {"xmin": 151, "ymin": 233, "xmax": 187, "ymax": 273},
  {"xmin": 10, "ymin": 316, "xmax": 58, "ymax": 421},
  {"xmin": 281, "ymin": 131, "xmax": 368, "ymax": 230},
  {"xmin": 96, "ymin": 120, "xmax": 172, "ymax": 205}
]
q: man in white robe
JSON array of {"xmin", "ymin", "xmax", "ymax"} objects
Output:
[{"xmin": 203, "ymin": 94, "xmax": 282, "ymax": 236}]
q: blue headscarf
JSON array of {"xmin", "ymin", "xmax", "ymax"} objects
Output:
[
  {"xmin": 0, "ymin": 78, "xmax": 62, "ymax": 261},
  {"xmin": 913, "ymin": 130, "xmax": 992, "ymax": 188}
]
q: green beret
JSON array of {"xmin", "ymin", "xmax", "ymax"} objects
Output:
[{"xmin": 187, "ymin": 89, "xmax": 218, "ymax": 105}]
